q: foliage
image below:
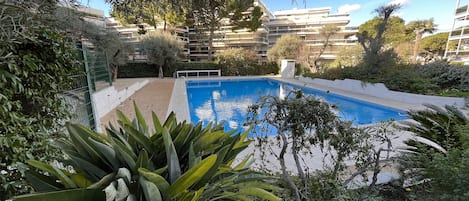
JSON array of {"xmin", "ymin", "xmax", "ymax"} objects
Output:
[
  {"xmin": 417, "ymin": 61, "xmax": 469, "ymax": 93},
  {"xmin": 141, "ymin": 31, "xmax": 183, "ymax": 78},
  {"xmin": 18, "ymin": 104, "xmax": 280, "ymax": 201},
  {"xmin": 267, "ymin": 35, "xmax": 303, "ymax": 65},
  {"xmin": 190, "ymin": 0, "xmax": 263, "ymax": 60},
  {"xmin": 406, "ymin": 18, "xmax": 436, "ymax": 64},
  {"xmin": 50, "ymin": 7, "xmax": 133, "ymax": 81},
  {"xmin": 215, "ymin": 48, "xmax": 258, "ymax": 75},
  {"xmin": 117, "ymin": 61, "xmax": 278, "ymax": 78},
  {"xmin": 394, "ymin": 42, "xmax": 414, "ymax": 63},
  {"xmin": 358, "ymin": 16, "xmax": 414, "ymax": 48},
  {"xmin": 421, "ymin": 32, "xmax": 456, "ymax": 62},
  {"xmin": 247, "ymin": 90, "xmax": 395, "ymax": 201},
  {"xmin": 110, "ymin": 0, "xmax": 187, "ymax": 30},
  {"xmin": 401, "ymin": 104, "xmax": 468, "ymax": 155},
  {"xmin": 399, "ymin": 105, "xmax": 469, "ymax": 200},
  {"xmin": 300, "ymin": 24, "xmax": 340, "ymax": 73},
  {"xmin": 421, "ymin": 147, "xmax": 469, "ymax": 201},
  {"xmin": 357, "ymin": 4, "xmax": 401, "ymax": 72},
  {"xmin": 327, "ymin": 45, "xmax": 364, "ymax": 69},
  {"xmin": 310, "ymin": 60, "xmax": 469, "ymax": 97},
  {"xmin": 0, "ymin": 1, "xmax": 82, "ymax": 200}
]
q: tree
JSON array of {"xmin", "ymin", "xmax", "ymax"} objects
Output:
[
  {"xmin": 0, "ymin": 1, "xmax": 81, "ymax": 200},
  {"xmin": 15, "ymin": 105, "xmax": 281, "ymax": 201},
  {"xmin": 407, "ymin": 18, "xmax": 437, "ymax": 64},
  {"xmin": 301, "ymin": 24, "xmax": 339, "ymax": 72},
  {"xmin": 190, "ymin": 0, "xmax": 263, "ymax": 61},
  {"xmin": 141, "ymin": 31, "xmax": 183, "ymax": 78},
  {"xmin": 394, "ymin": 42, "xmax": 414, "ymax": 63},
  {"xmin": 358, "ymin": 16, "xmax": 414, "ymax": 48},
  {"xmin": 215, "ymin": 48, "xmax": 258, "ymax": 75},
  {"xmin": 357, "ymin": 4, "xmax": 401, "ymax": 72},
  {"xmin": 247, "ymin": 90, "xmax": 394, "ymax": 201},
  {"xmin": 421, "ymin": 32, "xmax": 456, "ymax": 62},
  {"xmin": 327, "ymin": 45, "xmax": 364, "ymax": 68},
  {"xmin": 50, "ymin": 7, "xmax": 133, "ymax": 81},
  {"xmin": 267, "ymin": 35, "xmax": 303, "ymax": 64},
  {"xmin": 110, "ymin": 0, "xmax": 187, "ymax": 31}
]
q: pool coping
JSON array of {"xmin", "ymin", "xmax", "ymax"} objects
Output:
[{"xmin": 166, "ymin": 76, "xmax": 424, "ymax": 123}]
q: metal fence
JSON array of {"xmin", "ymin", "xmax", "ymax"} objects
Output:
[{"xmin": 64, "ymin": 43, "xmax": 112, "ymax": 130}]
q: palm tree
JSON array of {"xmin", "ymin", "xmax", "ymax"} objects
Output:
[{"xmin": 407, "ymin": 18, "xmax": 436, "ymax": 64}]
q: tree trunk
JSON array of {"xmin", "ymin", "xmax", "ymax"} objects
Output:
[
  {"xmin": 412, "ymin": 32, "xmax": 423, "ymax": 64},
  {"xmin": 208, "ymin": 29, "xmax": 214, "ymax": 61},
  {"xmin": 279, "ymin": 131, "xmax": 301, "ymax": 201},
  {"xmin": 292, "ymin": 135, "xmax": 310, "ymax": 200},
  {"xmin": 111, "ymin": 64, "xmax": 118, "ymax": 82},
  {"xmin": 158, "ymin": 65, "xmax": 164, "ymax": 79}
]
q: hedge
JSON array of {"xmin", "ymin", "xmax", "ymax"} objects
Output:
[{"xmin": 117, "ymin": 62, "xmax": 278, "ymax": 78}]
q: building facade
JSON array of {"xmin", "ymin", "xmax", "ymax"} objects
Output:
[
  {"xmin": 267, "ymin": 7, "xmax": 358, "ymax": 62},
  {"xmin": 105, "ymin": 0, "xmax": 358, "ymax": 63},
  {"xmin": 445, "ymin": 0, "xmax": 469, "ymax": 63}
]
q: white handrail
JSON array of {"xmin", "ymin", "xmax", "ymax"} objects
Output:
[{"xmin": 176, "ymin": 70, "xmax": 221, "ymax": 78}]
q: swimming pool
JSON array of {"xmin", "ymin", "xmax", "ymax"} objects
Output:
[{"xmin": 186, "ymin": 78, "xmax": 407, "ymax": 133}]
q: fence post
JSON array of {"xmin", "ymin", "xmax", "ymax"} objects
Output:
[{"xmin": 105, "ymin": 52, "xmax": 113, "ymax": 86}]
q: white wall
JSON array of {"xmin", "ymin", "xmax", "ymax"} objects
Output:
[
  {"xmin": 92, "ymin": 79, "xmax": 149, "ymax": 131},
  {"xmin": 298, "ymin": 77, "xmax": 467, "ymax": 108}
]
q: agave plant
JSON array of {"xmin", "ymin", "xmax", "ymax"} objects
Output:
[{"xmin": 13, "ymin": 103, "xmax": 280, "ymax": 201}]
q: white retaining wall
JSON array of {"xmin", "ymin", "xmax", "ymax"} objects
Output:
[
  {"xmin": 298, "ymin": 77, "xmax": 467, "ymax": 108},
  {"xmin": 92, "ymin": 79, "xmax": 149, "ymax": 123}
]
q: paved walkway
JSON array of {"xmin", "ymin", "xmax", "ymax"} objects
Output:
[{"xmin": 100, "ymin": 79, "xmax": 175, "ymax": 129}]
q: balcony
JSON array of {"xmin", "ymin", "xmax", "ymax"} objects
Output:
[
  {"xmin": 449, "ymin": 27, "xmax": 469, "ymax": 40},
  {"xmin": 455, "ymin": 5, "xmax": 469, "ymax": 20}
]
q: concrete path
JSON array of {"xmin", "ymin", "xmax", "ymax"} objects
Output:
[{"xmin": 100, "ymin": 79, "xmax": 175, "ymax": 129}]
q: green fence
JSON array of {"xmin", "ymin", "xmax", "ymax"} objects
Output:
[
  {"xmin": 64, "ymin": 44, "xmax": 112, "ymax": 130},
  {"xmin": 83, "ymin": 49, "xmax": 112, "ymax": 92}
]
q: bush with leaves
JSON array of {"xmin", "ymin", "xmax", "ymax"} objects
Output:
[
  {"xmin": 216, "ymin": 48, "xmax": 258, "ymax": 75},
  {"xmin": 14, "ymin": 104, "xmax": 281, "ymax": 201},
  {"xmin": 399, "ymin": 105, "xmax": 469, "ymax": 200},
  {"xmin": 267, "ymin": 34, "xmax": 303, "ymax": 65},
  {"xmin": 0, "ymin": 1, "xmax": 81, "ymax": 200}
]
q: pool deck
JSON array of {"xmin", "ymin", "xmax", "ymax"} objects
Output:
[{"xmin": 100, "ymin": 78, "xmax": 175, "ymax": 128}]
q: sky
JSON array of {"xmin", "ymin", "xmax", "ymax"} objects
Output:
[{"xmin": 81, "ymin": 0, "xmax": 457, "ymax": 32}]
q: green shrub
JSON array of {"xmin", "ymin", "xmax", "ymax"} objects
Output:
[
  {"xmin": 19, "ymin": 104, "xmax": 280, "ymax": 201},
  {"xmin": 399, "ymin": 105, "xmax": 469, "ymax": 200},
  {"xmin": 118, "ymin": 61, "xmax": 279, "ymax": 78},
  {"xmin": 117, "ymin": 62, "xmax": 158, "ymax": 78},
  {"xmin": 0, "ymin": 2, "xmax": 81, "ymax": 199},
  {"xmin": 423, "ymin": 148, "xmax": 469, "ymax": 201},
  {"xmin": 173, "ymin": 62, "xmax": 220, "ymax": 71}
]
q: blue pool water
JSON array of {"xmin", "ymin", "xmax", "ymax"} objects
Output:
[{"xmin": 186, "ymin": 78, "xmax": 407, "ymax": 134}]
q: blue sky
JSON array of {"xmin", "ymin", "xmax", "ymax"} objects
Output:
[{"xmin": 81, "ymin": 0, "xmax": 455, "ymax": 32}]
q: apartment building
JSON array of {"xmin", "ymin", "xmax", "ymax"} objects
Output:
[
  {"xmin": 188, "ymin": 0, "xmax": 271, "ymax": 61},
  {"xmin": 445, "ymin": 0, "xmax": 469, "ymax": 63},
  {"xmin": 105, "ymin": 0, "xmax": 358, "ymax": 63},
  {"xmin": 267, "ymin": 7, "xmax": 358, "ymax": 62}
]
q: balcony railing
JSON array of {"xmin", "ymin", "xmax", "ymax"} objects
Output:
[{"xmin": 456, "ymin": 5, "xmax": 468, "ymax": 15}]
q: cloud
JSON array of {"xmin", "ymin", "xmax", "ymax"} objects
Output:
[
  {"xmin": 388, "ymin": 0, "xmax": 410, "ymax": 6},
  {"xmin": 337, "ymin": 4, "xmax": 361, "ymax": 14}
]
